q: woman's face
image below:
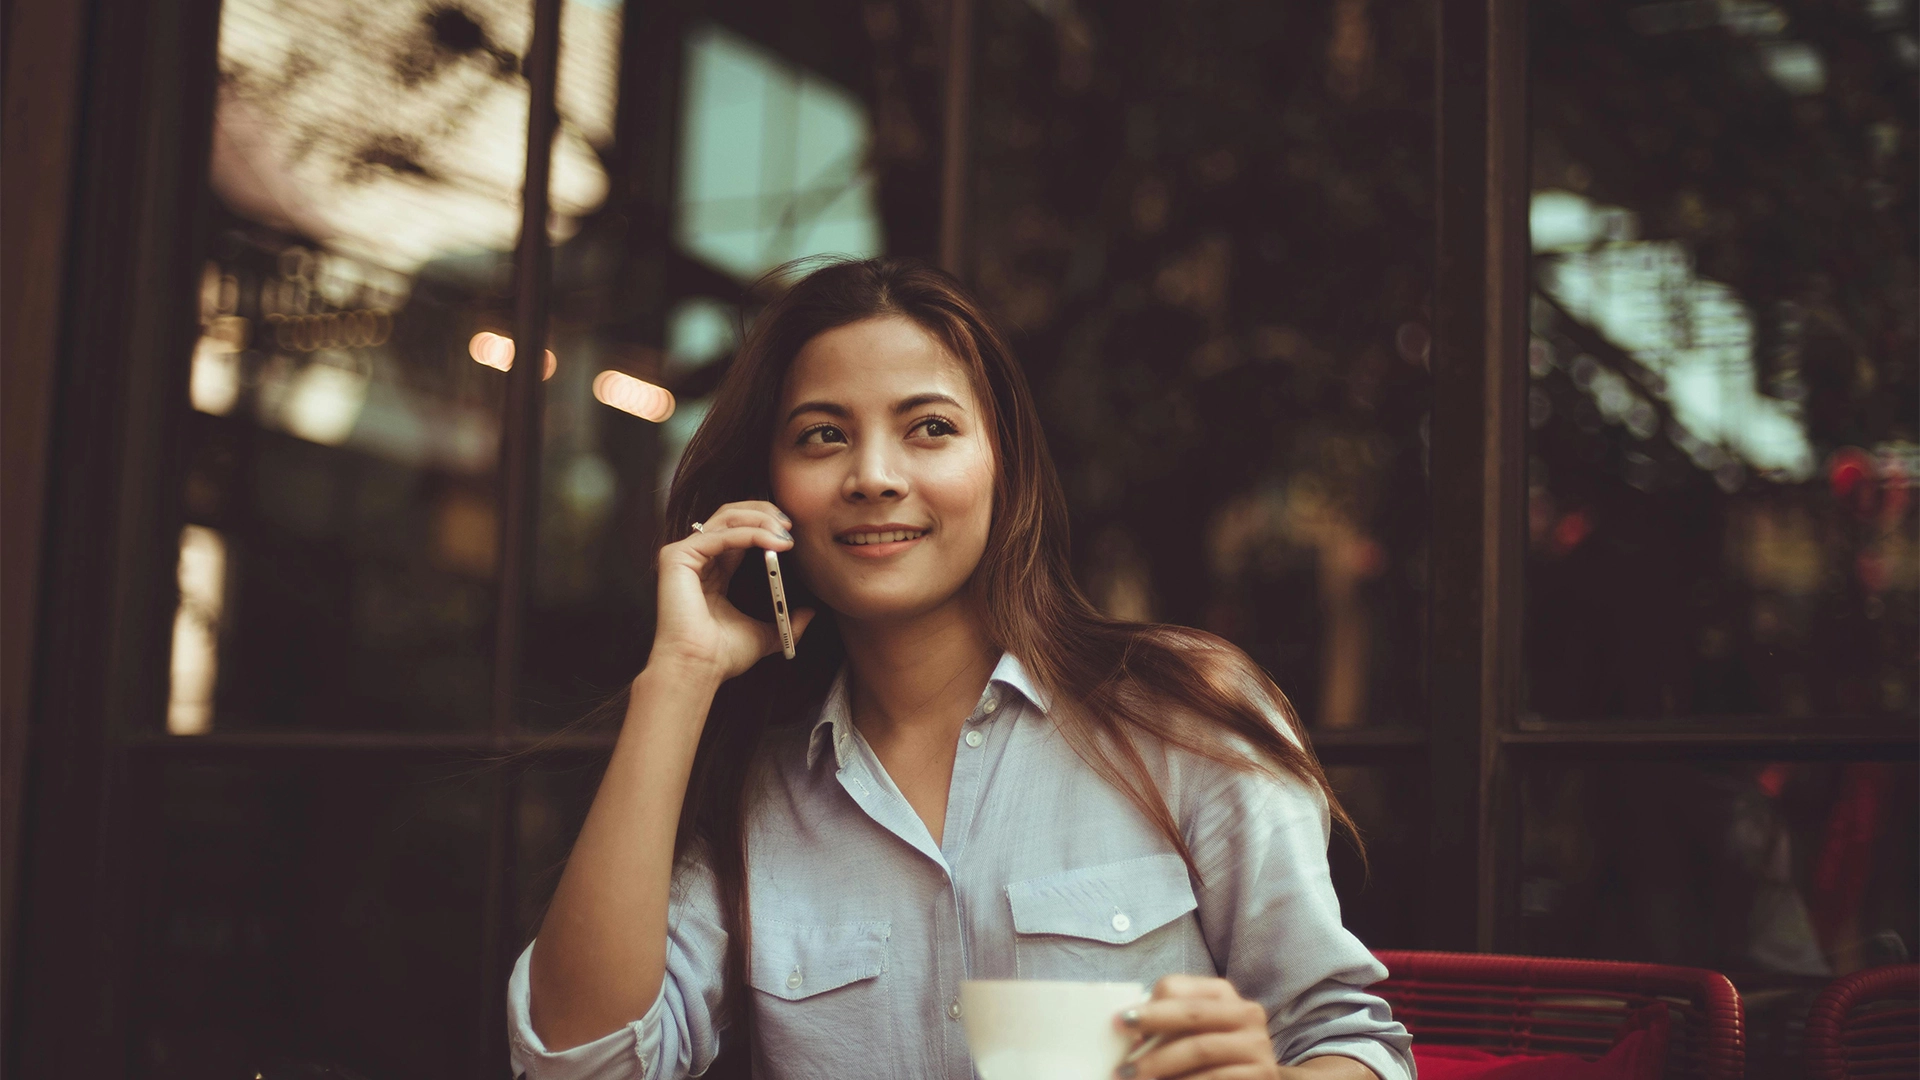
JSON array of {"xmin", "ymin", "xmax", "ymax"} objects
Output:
[{"xmin": 770, "ymin": 315, "xmax": 997, "ymax": 625}]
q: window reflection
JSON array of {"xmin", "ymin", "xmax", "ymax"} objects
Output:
[
  {"xmin": 1519, "ymin": 760, "xmax": 1918, "ymax": 979},
  {"xmin": 170, "ymin": 0, "xmax": 623, "ymax": 732},
  {"xmin": 675, "ymin": 22, "xmax": 884, "ymax": 278},
  {"xmin": 1526, "ymin": 0, "xmax": 1917, "ymax": 720},
  {"xmin": 166, "ymin": 525, "xmax": 229, "ymax": 735},
  {"xmin": 129, "ymin": 760, "xmax": 489, "ymax": 1079},
  {"xmin": 211, "ymin": 0, "xmax": 611, "ymax": 272},
  {"xmin": 968, "ymin": 0, "xmax": 1434, "ymax": 729}
]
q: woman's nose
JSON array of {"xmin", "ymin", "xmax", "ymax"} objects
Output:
[{"xmin": 843, "ymin": 442, "xmax": 907, "ymax": 501}]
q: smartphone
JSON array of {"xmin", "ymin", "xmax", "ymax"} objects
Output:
[
  {"xmin": 728, "ymin": 487, "xmax": 799, "ymax": 660},
  {"xmin": 764, "ymin": 548, "xmax": 796, "ymax": 660}
]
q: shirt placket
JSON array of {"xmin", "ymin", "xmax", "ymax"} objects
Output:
[
  {"xmin": 937, "ymin": 685, "xmax": 1004, "ymax": 1080},
  {"xmin": 827, "ymin": 736, "xmax": 953, "ymax": 1079}
]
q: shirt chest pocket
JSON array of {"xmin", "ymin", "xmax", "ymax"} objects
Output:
[
  {"xmin": 748, "ymin": 921, "xmax": 896, "ymax": 1080},
  {"xmin": 1005, "ymin": 853, "xmax": 1202, "ymax": 984}
]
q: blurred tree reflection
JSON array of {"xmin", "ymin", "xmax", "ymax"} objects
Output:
[
  {"xmin": 973, "ymin": 0, "xmax": 1435, "ymax": 729},
  {"xmin": 1527, "ymin": 0, "xmax": 1917, "ymax": 720}
]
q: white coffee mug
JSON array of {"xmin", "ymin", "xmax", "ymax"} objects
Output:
[{"xmin": 959, "ymin": 980, "xmax": 1149, "ymax": 1080}]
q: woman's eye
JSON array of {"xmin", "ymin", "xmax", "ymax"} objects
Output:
[
  {"xmin": 799, "ymin": 425, "xmax": 846, "ymax": 445},
  {"xmin": 913, "ymin": 416, "xmax": 958, "ymax": 439}
]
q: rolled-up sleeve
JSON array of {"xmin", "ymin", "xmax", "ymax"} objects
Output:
[
  {"xmin": 508, "ymin": 854, "xmax": 730, "ymax": 1080},
  {"xmin": 1184, "ymin": 751, "xmax": 1415, "ymax": 1080}
]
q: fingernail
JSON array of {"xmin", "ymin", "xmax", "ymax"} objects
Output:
[
  {"xmin": 1115, "ymin": 1065, "xmax": 1136, "ymax": 1079},
  {"xmin": 777, "ymin": 529, "xmax": 793, "ymax": 540},
  {"xmin": 778, "ymin": 512, "xmax": 792, "ymax": 524},
  {"xmin": 1119, "ymin": 1008, "xmax": 1140, "ymax": 1028}
]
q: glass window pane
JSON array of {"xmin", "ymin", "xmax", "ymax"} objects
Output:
[
  {"xmin": 1518, "ymin": 758, "xmax": 1918, "ymax": 1073},
  {"xmin": 1326, "ymin": 764, "xmax": 1427, "ymax": 949},
  {"xmin": 517, "ymin": 755, "xmax": 610, "ymax": 944},
  {"xmin": 1525, "ymin": 1, "xmax": 1919, "ymax": 720},
  {"xmin": 967, "ymin": 1, "xmax": 1435, "ymax": 729},
  {"xmin": 171, "ymin": 0, "xmax": 593, "ymax": 732},
  {"xmin": 521, "ymin": 1, "xmax": 946, "ymax": 724},
  {"xmin": 128, "ymin": 758, "xmax": 490, "ymax": 1080}
]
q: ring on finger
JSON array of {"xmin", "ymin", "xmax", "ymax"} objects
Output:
[{"xmin": 690, "ymin": 521, "xmax": 706, "ymax": 534}]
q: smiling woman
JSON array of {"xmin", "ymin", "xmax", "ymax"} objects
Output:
[{"xmin": 512, "ymin": 257, "xmax": 1412, "ymax": 1080}]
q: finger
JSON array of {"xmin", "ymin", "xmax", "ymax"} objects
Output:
[
  {"xmin": 790, "ymin": 607, "xmax": 818, "ymax": 641},
  {"xmin": 703, "ymin": 500, "xmax": 792, "ymax": 529},
  {"xmin": 1119, "ymin": 1030, "xmax": 1271, "ymax": 1080},
  {"xmin": 1120, "ymin": 996, "xmax": 1259, "ymax": 1036},
  {"xmin": 1154, "ymin": 1065, "xmax": 1276, "ymax": 1080},
  {"xmin": 707, "ymin": 545, "xmax": 749, "ymax": 595},
  {"xmin": 699, "ymin": 506, "xmax": 793, "ymax": 538},
  {"xmin": 671, "ymin": 524, "xmax": 794, "ymax": 564},
  {"xmin": 1150, "ymin": 975, "xmax": 1238, "ymax": 1002}
]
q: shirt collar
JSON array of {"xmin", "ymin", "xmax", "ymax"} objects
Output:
[{"xmin": 805, "ymin": 650, "xmax": 1052, "ymax": 771}]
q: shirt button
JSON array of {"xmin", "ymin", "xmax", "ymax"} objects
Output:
[
  {"xmin": 787, "ymin": 970, "xmax": 804, "ymax": 990},
  {"xmin": 948, "ymin": 999, "xmax": 964, "ymax": 1020},
  {"xmin": 964, "ymin": 730, "xmax": 984, "ymax": 748},
  {"xmin": 1111, "ymin": 912, "xmax": 1132, "ymax": 933},
  {"xmin": 983, "ymin": 697, "xmax": 998, "ymax": 714}
]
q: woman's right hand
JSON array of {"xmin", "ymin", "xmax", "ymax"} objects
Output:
[{"xmin": 648, "ymin": 499, "xmax": 817, "ymax": 683}]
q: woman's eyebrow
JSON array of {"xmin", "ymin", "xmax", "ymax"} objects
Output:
[{"xmin": 784, "ymin": 392, "xmax": 967, "ymax": 425}]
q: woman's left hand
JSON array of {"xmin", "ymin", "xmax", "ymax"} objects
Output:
[{"xmin": 1114, "ymin": 976, "xmax": 1381, "ymax": 1080}]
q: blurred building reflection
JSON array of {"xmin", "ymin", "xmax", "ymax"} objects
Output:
[
  {"xmin": 675, "ymin": 23, "xmax": 884, "ymax": 277},
  {"xmin": 964, "ymin": 0, "xmax": 1434, "ymax": 730},
  {"xmin": 1526, "ymin": 0, "xmax": 1916, "ymax": 722},
  {"xmin": 175, "ymin": 0, "xmax": 623, "ymax": 733}
]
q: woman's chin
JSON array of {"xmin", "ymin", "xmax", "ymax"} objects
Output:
[{"xmin": 817, "ymin": 585, "xmax": 966, "ymax": 627}]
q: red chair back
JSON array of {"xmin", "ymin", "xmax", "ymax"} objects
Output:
[
  {"xmin": 1372, "ymin": 950, "xmax": 1744, "ymax": 1080},
  {"xmin": 1805, "ymin": 963, "xmax": 1920, "ymax": 1080}
]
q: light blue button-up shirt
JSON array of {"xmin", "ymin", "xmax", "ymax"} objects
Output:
[{"xmin": 509, "ymin": 651, "xmax": 1414, "ymax": 1080}]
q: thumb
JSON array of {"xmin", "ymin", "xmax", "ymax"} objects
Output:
[{"xmin": 790, "ymin": 607, "xmax": 819, "ymax": 642}]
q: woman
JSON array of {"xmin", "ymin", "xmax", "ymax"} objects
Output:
[{"xmin": 510, "ymin": 258, "xmax": 1413, "ymax": 1080}]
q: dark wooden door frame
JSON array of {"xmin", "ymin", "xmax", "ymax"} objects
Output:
[
  {"xmin": 1427, "ymin": 0, "xmax": 1529, "ymax": 952},
  {"xmin": 6, "ymin": 0, "xmax": 225, "ymax": 1073},
  {"xmin": 0, "ymin": 0, "xmax": 92, "ymax": 1042}
]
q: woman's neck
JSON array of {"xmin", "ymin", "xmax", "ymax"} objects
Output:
[{"xmin": 838, "ymin": 599, "xmax": 998, "ymax": 746}]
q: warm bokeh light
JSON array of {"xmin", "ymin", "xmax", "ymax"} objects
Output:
[
  {"xmin": 189, "ymin": 337, "xmax": 243, "ymax": 415},
  {"xmin": 468, "ymin": 331, "xmax": 556, "ymax": 379},
  {"xmin": 281, "ymin": 362, "xmax": 368, "ymax": 446},
  {"xmin": 167, "ymin": 525, "xmax": 227, "ymax": 735},
  {"xmin": 592, "ymin": 370, "xmax": 675, "ymax": 422}
]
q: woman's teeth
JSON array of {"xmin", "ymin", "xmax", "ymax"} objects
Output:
[{"xmin": 839, "ymin": 530, "xmax": 928, "ymax": 545}]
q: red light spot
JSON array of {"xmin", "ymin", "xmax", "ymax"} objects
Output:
[
  {"xmin": 1756, "ymin": 764, "xmax": 1790, "ymax": 799},
  {"xmin": 1551, "ymin": 509, "xmax": 1593, "ymax": 555},
  {"xmin": 1827, "ymin": 447, "xmax": 1873, "ymax": 503}
]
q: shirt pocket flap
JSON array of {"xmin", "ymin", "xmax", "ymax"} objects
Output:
[
  {"xmin": 749, "ymin": 921, "xmax": 890, "ymax": 1002},
  {"xmin": 1006, "ymin": 853, "xmax": 1197, "ymax": 944}
]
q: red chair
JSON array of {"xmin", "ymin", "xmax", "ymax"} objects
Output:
[
  {"xmin": 1372, "ymin": 951, "xmax": 1745, "ymax": 1080},
  {"xmin": 1804, "ymin": 963, "xmax": 1919, "ymax": 1080}
]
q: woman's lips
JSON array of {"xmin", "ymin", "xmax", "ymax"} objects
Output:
[{"xmin": 834, "ymin": 531, "xmax": 929, "ymax": 558}]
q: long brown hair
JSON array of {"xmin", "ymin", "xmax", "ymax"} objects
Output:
[{"xmin": 660, "ymin": 256, "xmax": 1359, "ymax": 1044}]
